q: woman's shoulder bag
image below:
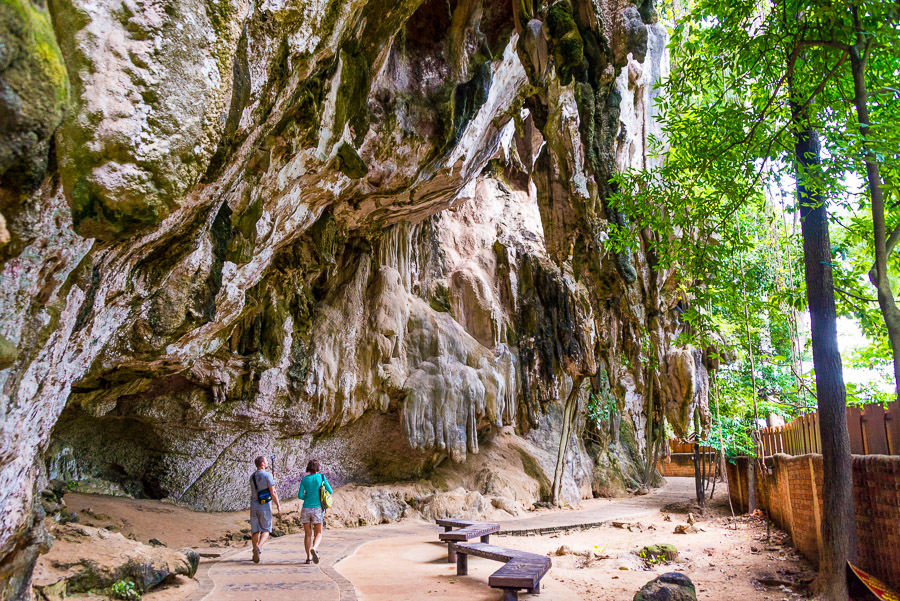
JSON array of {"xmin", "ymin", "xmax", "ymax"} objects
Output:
[{"xmin": 319, "ymin": 474, "xmax": 333, "ymax": 509}]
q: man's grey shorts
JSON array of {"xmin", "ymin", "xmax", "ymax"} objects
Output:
[
  {"xmin": 250, "ymin": 506, "xmax": 273, "ymax": 533},
  {"xmin": 300, "ymin": 507, "xmax": 324, "ymax": 525}
]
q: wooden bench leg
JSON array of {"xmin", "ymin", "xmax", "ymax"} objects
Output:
[
  {"xmin": 501, "ymin": 589, "xmax": 518, "ymax": 601},
  {"xmin": 480, "ymin": 534, "xmax": 490, "ymax": 543},
  {"xmin": 444, "ymin": 526, "xmax": 453, "ymax": 532},
  {"xmin": 527, "ymin": 582, "xmax": 540, "ymax": 594},
  {"xmin": 456, "ymin": 552, "xmax": 468, "ymax": 576},
  {"xmin": 448, "ymin": 542, "xmax": 456, "ymax": 563}
]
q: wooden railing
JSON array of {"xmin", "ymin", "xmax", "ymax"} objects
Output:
[
  {"xmin": 668, "ymin": 440, "xmax": 717, "ymax": 455},
  {"xmin": 758, "ymin": 402, "xmax": 900, "ymax": 457}
]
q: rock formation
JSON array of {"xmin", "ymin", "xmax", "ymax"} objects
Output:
[{"xmin": 0, "ymin": 0, "xmax": 712, "ymax": 598}]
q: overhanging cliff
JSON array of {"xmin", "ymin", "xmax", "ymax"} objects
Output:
[{"xmin": 0, "ymin": 0, "xmax": 710, "ymax": 597}]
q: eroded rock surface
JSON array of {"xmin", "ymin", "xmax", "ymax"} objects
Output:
[
  {"xmin": 0, "ymin": 0, "xmax": 712, "ymax": 598},
  {"xmin": 32, "ymin": 523, "xmax": 199, "ymax": 597}
]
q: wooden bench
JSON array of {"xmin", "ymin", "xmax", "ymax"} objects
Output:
[
  {"xmin": 453, "ymin": 541, "xmax": 551, "ymax": 600},
  {"xmin": 436, "ymin": 518, "xmax": 499, "ymax": 563}
]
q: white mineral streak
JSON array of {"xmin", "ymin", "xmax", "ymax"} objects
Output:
[
  {"xmin": 646, "ymin": 23, "xmax": 670, "ymax": 168},
  {"xmin": 316, "ymin": 54, "xmax": 345, "ymax": 159},
  {"xmin": 447, "ymin": 34, "xmax": 528, "ymax": 182},
  {"xmin": 257, "ymin": 316, "xmax": 295, "ymax": 405},
  {"xmin": 614, "ymin": 53, "xmax": 649, "ymax": 172},
  {"xmin": 561, "ymin": 89, "xmax": 592, "ymax": 200}
]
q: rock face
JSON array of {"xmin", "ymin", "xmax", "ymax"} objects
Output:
[{"xmin": 0, "ymin": 0, "xmax": 713, "ymax": 598}]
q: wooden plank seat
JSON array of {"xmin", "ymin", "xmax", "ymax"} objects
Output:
[
  {"xmin": 453, "ymin": 541, "xmax": 551, "ymax": 601},
  {"xmin": 436, "ymin": 519, "xmax": 499, "ymax": 563}
]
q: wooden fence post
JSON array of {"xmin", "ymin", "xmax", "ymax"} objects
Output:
[
  {"xmin": 863, "ymin": 404, "xmax": 890, "ymax": 455},
  {"xmin": 887, "ymin": 401, "xmax": 900, "ymax": 455}
]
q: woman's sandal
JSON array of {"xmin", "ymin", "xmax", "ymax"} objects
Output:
[{"xmin": 304, "ymin": 559, "xmax": 312, "ymax": 564}]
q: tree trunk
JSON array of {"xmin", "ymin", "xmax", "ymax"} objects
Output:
[
  {"xmin": 736, "ymin": 219, "xmax": 760, "ymax": 511},
  {"xmin": 551, "ymin": 376, "xmax": 584, "ymax": 506},
  {"xmin": 643, "ymin": 373, "xmax": 658, "ymax": 487},
  {"xmin": 793, "ymin": 116, "xmax": 857, "ymax": 600},
  {"xmin": 848, "ymin": 30, "xmax": 900, "ymax": 403},
  {"xmin": 692, "ymin": 408, "xmax": 706, "ymax": 507}
]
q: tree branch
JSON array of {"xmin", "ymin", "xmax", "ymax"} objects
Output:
[
  {"xmin": 799, "ymin": 39, "xmax": 852, "ymax": 52},
  {"xmin": 835, "ymin": 287, "xmax": 879, "ymax": 303}
]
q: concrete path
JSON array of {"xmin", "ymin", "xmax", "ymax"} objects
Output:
[
  {"xmin": 190, "ymin": 524, "xmax": 424, "ymax": 601},
  {"xmin": 191, "ymin": 478, "xmax": 695, "ymax": 601},
  {"xmin": 499, "ymin": 476, "xmax": 695, "ymax": 533}
]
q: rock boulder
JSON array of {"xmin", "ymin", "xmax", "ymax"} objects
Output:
[
  {"xmin": 33, "ymin": 524, "xmax": 199, "ymax": 595},
  {"xmin": 634, "ymin": 572, "xmax": 697, "ymax": 601}
]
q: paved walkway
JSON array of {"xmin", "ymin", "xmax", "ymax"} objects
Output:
[
  {"xmin": 500, "ymin": 476, "xmax": 694, "ymax": 533},
  {"xmin": 191, "ymin": 478, "xmax": 695, "ymax": 601},
  {"xmin": 190, "ymin": 524, "xmax": 425, "ymax": 601}
]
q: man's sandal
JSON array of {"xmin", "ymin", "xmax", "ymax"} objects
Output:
[{"xmin": 252, "ymin": 546, "xmax": 259, "ymax": 564}]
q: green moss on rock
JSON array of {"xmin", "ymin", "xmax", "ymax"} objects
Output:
[
  {"xmin": 226, "ymin": 194, "xmax": 262, "ymax": 265},
  {"xmin": 640, "ymin": 543, "xmax": 678, "ymax": 563},
  {"xmin": 336, "ymin": 142, "xmax": 368, "ymax": 179},
  {"xmin": 517, "ymin": 448, "xmax": 552, "ymax": 501},
  {"xmin": 0, "ymin": 334, "xmax": 18, "ymax": 369},
  {"xmin": 332, "ymin": 44, "xmax": 371, "ymax": 145},
  {"xmin": 546, "ymin": 2, "xmax": 583, "ymax": 85},
  {"xmin": 450, "ymin": 61, "xmax": 492, "ymax": 147},
  {"xmin": 0, "ymin": 0, "xmax": 69, "ymax": 192}
]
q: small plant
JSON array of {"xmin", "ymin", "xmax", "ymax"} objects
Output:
[
  {"xmin": 639, "ymin": 548, "xmax": 662, "ymax": 567},
  {"xmin": 637, "ymin": 544, "xmax": 678, "ymax": 568},
  {"xmin": 110, "ymin": 579, "xmax": 140, "ymax": 600}
]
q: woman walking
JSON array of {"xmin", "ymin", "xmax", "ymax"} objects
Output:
[{"xmin": 298, "ymin": 459, "xmax": 332, "ymax": 564}]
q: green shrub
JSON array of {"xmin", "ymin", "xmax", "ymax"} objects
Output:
[{"xmin": 110, "ymin": 579, "xmax": 140, "ymax": 600}]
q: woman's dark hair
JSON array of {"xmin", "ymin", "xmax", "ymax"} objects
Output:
[{"xmin": 306, "ymin": 459, "xmax": 320, "ymax": 473}]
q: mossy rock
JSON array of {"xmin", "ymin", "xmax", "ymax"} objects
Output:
[
  {"xmin": 0, "ymin": 0, "xmax": 70, "ymax": 192},
  {"xmin": 429, "ymin": 282, "xmax": 451, "ymax": 313},
  {"xmin": 545, "ymin": 2, "xmax": 583, "ymax": 85},
  {"xmin": 639, "ymin": 543, "xmax": 678, "ymax": 563},
  {"xmin": 336, "ymin": 142, "xmax": 368, "ymax": 179},
  {"xmin": 634, "ymin": 572, "xmax": 696, "ymax": 601},
  {"xmin": 0, "ymin": 334, "xmax": 17, "ymax": 369},
  {"xmin": 332, "ymin": 45, "xmax": 371, "ymax": 146},
  {"xmin": 517, "ymin": 448, "xmax": 552, "ymax": 501}
]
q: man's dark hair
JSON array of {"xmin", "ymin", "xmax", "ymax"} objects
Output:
[
  {"xmin": 306, "ymin": 459, "xmax": 320, "ymax": 473},
  {"xmin": 255, "ymin": 456, "xmax": 266, "ymax": 469}
]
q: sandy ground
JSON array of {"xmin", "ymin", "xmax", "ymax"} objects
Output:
[
  {"xmin": 64, "ymin": 493, "xmax": 283, "ymax": 549},
  {"xmin": 336, "ymin": 491, "xmax": 814, "ymax": 601},
  {"xmin": 336, "ymin": 535, "xmax": 582, "ymax": 601}
]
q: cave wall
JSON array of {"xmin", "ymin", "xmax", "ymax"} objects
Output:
[{"xmin": 0, "ymin": 0, "xmax": 710, "ymax": 597}]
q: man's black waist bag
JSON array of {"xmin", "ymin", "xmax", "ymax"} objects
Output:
[{"xmin": 251, "ymin": 472, "xmax": 272, "ymax": 504}]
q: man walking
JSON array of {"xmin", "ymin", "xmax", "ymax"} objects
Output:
[{"xmin": 249, "ymin": 455, "xmax": 281, "ymax": 563}]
